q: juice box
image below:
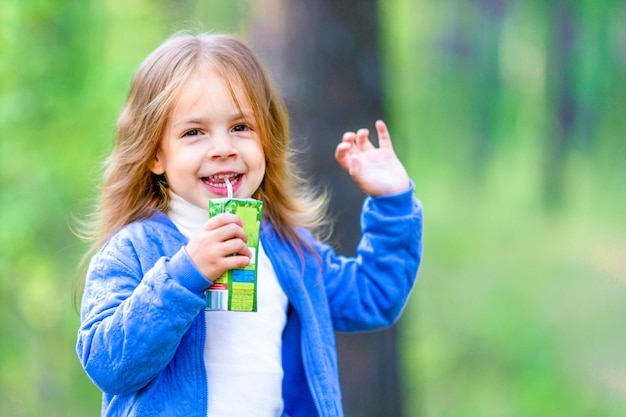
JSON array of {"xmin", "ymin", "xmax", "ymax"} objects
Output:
[{"xmin": 205, "ymin": 198, "xmax": 263, "ymax": 312}]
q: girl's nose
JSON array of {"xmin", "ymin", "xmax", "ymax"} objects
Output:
[{"xmin": 208, "ymin": 133, "xmax": 237, "ymax": 159}]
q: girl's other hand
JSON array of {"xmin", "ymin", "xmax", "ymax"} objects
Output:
[
  {"xmin": 185, "ymin": 213, "xmax": 251, "ymax": 282},
  {"xmin": 335, "ymin": 120, "xmax": 410, "ymax": 196}
]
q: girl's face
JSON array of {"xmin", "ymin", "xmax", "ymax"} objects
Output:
[{"xmin": 150, "ymin": 71, "xmax": 266, "ymax": 209}]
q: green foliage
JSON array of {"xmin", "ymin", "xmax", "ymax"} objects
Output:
[
  {"xmin": 0, "ymin": 0, "xmax": 251, "ymax": 415},
  {"xmin": 381, "ymin": 0, "xmax": 626, "ymax": 415}
]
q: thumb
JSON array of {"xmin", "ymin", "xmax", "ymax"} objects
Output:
[{"xmin": 348, "ymin": 154, "xmax": 362, "ymax": 177}]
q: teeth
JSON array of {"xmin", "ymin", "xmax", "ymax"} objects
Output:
[
  {"xmin": 203, "ymin": 174, "xmax": 239, "ymax": 188},
  {"xmin": 207, "ymin": 174, "xmax": 237, "ymax": 179}
]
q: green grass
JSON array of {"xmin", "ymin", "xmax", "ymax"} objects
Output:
[{"xmin": 399, "ymin": 153, "xmax": 626, "ymax": 416}]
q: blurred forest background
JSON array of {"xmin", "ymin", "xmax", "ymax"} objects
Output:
[{"xmin": 1, "ymin": 0, "xmax": 626, "ymax": 416}]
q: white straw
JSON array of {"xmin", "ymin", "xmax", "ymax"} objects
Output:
[{"xmin": 225, "ymin": 176, "xmax": 233, "ymax": 198}]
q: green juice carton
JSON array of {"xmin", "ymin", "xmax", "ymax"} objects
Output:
[{"xmin": 205, "ymin": 198, "xmax": 263, "ymax": 312}]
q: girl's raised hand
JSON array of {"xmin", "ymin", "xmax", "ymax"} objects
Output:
[
  {"xmin": 185, "ymin": 213, "xmax": 252, "ymax": 282},
  {"xmin": 334, "ymin": 120, "xmax": 410, "ymax": 196}
]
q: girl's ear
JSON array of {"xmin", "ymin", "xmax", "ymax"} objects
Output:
[{"xmin": 149, "ymin": 153, "xmax": 165, "ymax": 175}]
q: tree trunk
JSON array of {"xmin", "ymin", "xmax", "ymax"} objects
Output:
[
  {"xmin": 251, "ymin": 1, "xmax": 404, "ymax": 415},
  {"xmin": 545, "ymin": 0, "xmax": 578, "ymax": 207}
]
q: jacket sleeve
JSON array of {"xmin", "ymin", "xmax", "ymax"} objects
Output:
[
  {"xmin": 316, "ymin": 184, "xmax": 423, "ymax": 332},
  {"xmin": 76, "ymin": 227, "xmax": 209, "ymax": 395}
]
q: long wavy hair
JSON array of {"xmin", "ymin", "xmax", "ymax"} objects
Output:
[{"xmin": 77, "ymin": 32, "xmax": 328, "ymax": 291}]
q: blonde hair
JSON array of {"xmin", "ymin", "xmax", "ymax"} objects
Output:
[{"xmin": 80, "ymin": 32, "xmax": 328, "ymax": 274}]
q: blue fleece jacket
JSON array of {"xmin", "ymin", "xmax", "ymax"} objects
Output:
[{"xmin": 77, "ymin": 187, "xmax": 423, "ymax": 417}]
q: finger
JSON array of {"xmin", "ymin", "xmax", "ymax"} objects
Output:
[
  {"xmin": 375, "ymin": 120, "xmax": 393, "ymax": 150},
  {"xmin": 335, "ymin": 142, "xmax": 353, "ymax": 169},
  {"xmin": 198, "ymin": 219, "xmax": 248, "ymax": 246},
  {"xmin": 221, "ymin": 254, "xmax": 254, "ymax": 271},
  {"xmin": 205, "ymin": 213, "xmax": 244, "ymax": 228},
  {"xmin": 220, "ymin": 238, "xmax": 252, "ymax": 258},
  {"xmin": 342, "ymin": 131, "xmax": 356, "ymax": 144},
  {"xmin": 212, "ymin": 222, "xmax": 249, "ymax": 244},
  {"xmin": 355, "ymin": 128, "xmax": 375, "ymax": 151}
]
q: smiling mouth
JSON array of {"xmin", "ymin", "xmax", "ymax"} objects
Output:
[{"xmin": 202, "ymin": 173, "xmax": 242, "ymax": 188}]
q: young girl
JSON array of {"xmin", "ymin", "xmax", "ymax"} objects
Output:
[{"xmin": 76, "ymin": 32, "xmax": 423, "ymax": 417}]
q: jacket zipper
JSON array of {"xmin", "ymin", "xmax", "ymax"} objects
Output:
[
  {"xmin": 302, "ymin": 332, "xmax": 325, "ymax": 417},
  {"xmin": 261, "ymin": 229, "xmax": 330, "ymax": 417}
]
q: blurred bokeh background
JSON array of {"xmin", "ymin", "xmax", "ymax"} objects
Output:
[{"xmin": 1, "ymin": 0, "xmax": 625, "ymax": 416}]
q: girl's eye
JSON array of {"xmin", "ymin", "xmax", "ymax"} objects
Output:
[
  {"xmin": 183, "ymin": 129, "xmax": 202, "ymax": 137},
  {"xmin": 232, "ymin": 124, "xmax": 250, "ymax": 132}
]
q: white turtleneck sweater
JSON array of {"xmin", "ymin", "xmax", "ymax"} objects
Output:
[{"xmin": 167, "ymin": 192, "xmax": 288, "ymax": 417}]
